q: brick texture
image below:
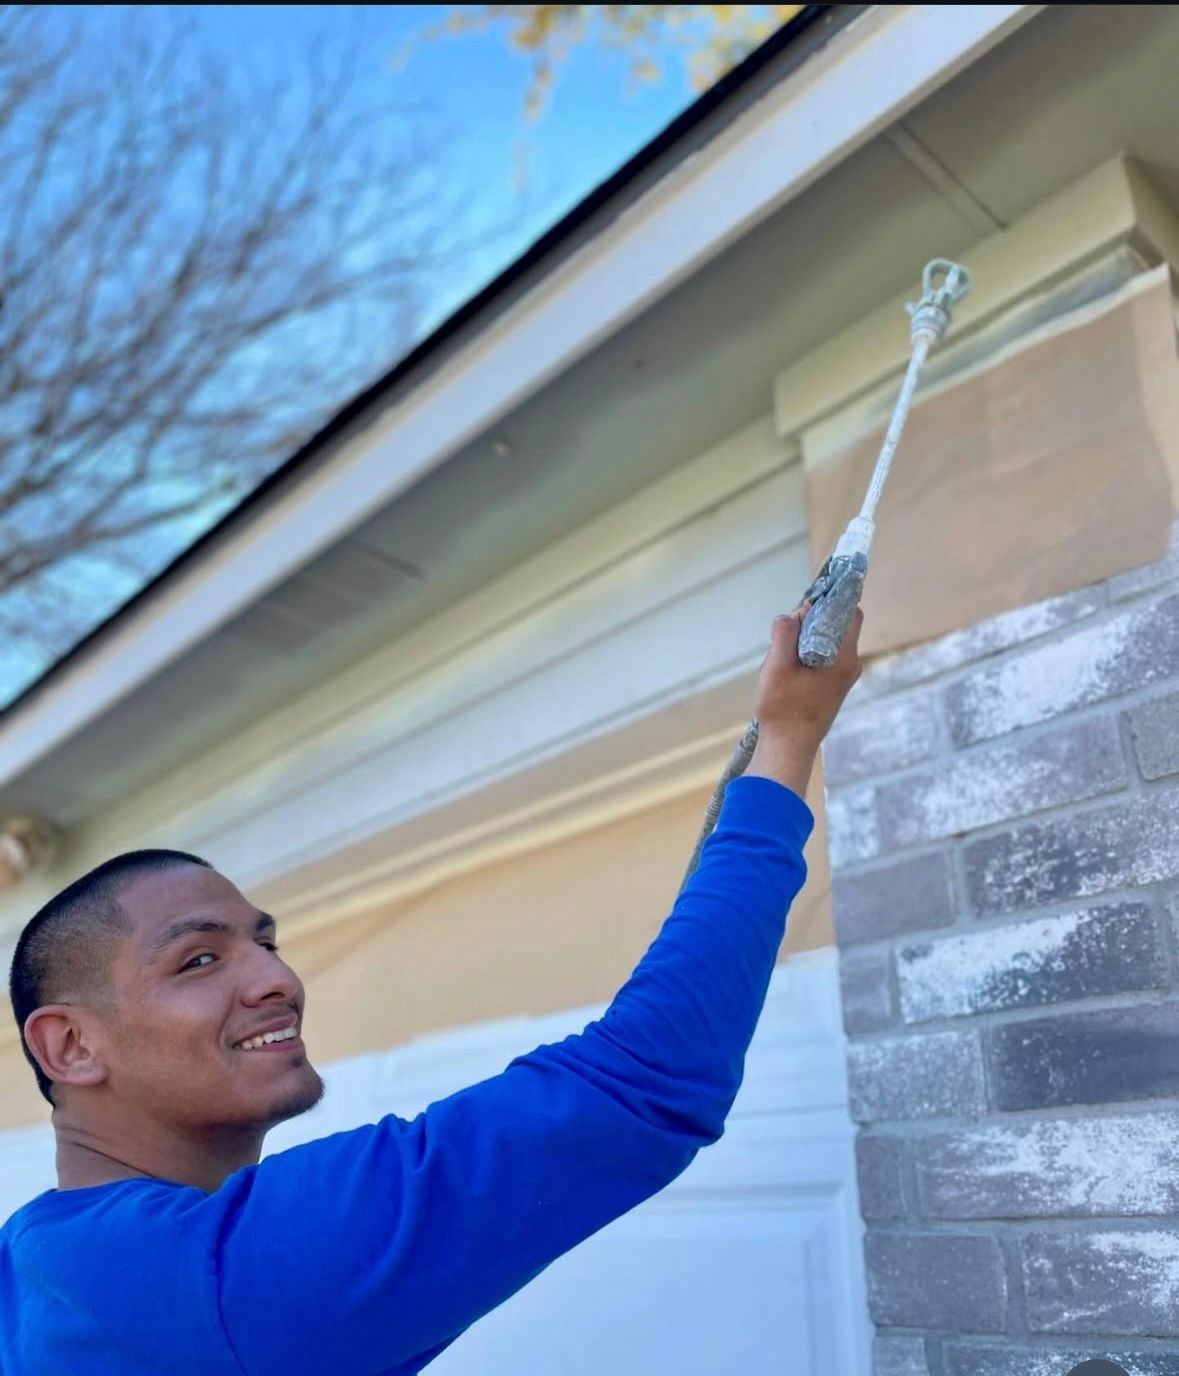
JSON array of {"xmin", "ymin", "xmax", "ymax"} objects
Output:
[
  {"xmin": 840, "ymin": 946, "xmax": 896, "ymax": 1033},
  {"xmin": 1023, "ymin": 1230, "xmax": 1179, "ymax": 1337},
  {"xmin": 832, "ymin": 850, "xmax": 954, "ymax": 946},
  {"xmin": 1127, "ymin": 691, "xmax": 1179, "ymax": 780},
  {"xmin": 848, "ymin": 1029, "xmax": 986, "ymax": 1122},
  {"xmin": 944, "ymin": 1344, "xmax": 1179, "ymax": 1376},
  {"xmin": 965, "ymin": 790, "xmax": 1179, "ymax": 916},
  {"xmin": 824, "ymin": 692, "xmax": 940, "ymax": 787},
  {"xmin": 896, "ymin": 904, "xmax": 1165, "ymax": 1023},
  {"xmin": 865, "ymin": 589, "xmax": 1104, "ymax": 693},
  {"xmin": 987, "ymin": 1003, "xmax": 1179, "ymax": 1111},
  {"xmin": 857, "ymin": 1132, "xmax": 908, "ymax": 1221},
  {"xmin": 826, "ymin": 782, "xmax": 882, "ymax": 866},
  {"xmin": 865, "ymin": 1230, "xmax": 1007, "ymax": 1332},
  {"xmin": 829, "ymin": 530, "xmax": 1179, "ymax": 1365},
  {"xmin": 874, "ymin": 1335, "xmax": 931, "ymax": 1376},
  {"xmin": 945, "ymin": 594, "xmax": 1179, "ymax": 746},
  {"xmin": 878, "ymin": 718, "xmax": 1127, "ymax": 848},
  {"xmin": 917, "ymin": 1111, "xmax": 1179, "ymax": 1219}
]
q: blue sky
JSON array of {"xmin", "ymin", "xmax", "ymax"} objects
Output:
[
  {"xmin": 190, "ymin": 4, "xmax": 702, "ymax": 328},
  {"xmin": 0, "ymin": 5, "xmax": 719, "ymax": 708}
]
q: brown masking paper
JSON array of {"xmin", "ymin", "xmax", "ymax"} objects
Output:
[
  {"xmin": 274, "ymin": 764, "xmax": 831, "ymax": 1082},
  {"xmin": 805, "ymin": 275, "xmax": 1179, "ymax": 657}
]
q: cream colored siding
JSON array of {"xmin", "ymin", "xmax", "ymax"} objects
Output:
[{"xmin": 286, "ymin": 769, "xmax": 830, "ymax": 1071}]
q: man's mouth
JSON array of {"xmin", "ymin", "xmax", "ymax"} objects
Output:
[{"xmin": 234, "ymin": 1026, "xmax": 300, "ymax": 1052}]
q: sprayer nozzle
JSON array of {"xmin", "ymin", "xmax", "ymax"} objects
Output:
[{"xmin": 905, "ymin": 258, "xmax": 972, "ymax": 346}]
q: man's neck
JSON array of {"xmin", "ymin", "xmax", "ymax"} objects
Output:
[{"xmin": 52, "ymin": 1104, "xmax": 265, "ymax": 1194}]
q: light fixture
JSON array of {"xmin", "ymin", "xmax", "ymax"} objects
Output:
[{"xmin": 0, "ymin": 816, "xmax": 58, "ymax": 891}]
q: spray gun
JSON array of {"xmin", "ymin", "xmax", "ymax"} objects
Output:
[{"xmin": 679, "ymin": 258, "xmax": 972, "ymax": 889}]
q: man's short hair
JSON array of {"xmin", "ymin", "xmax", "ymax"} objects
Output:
[{"xmin": 9, "ymin": 849, "xmax": 211, "ymax": 1105}]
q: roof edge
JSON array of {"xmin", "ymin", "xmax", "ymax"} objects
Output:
[
  {"xmin": 1, "ymin": 5, "xmax": 849, "ymax": 725},
  {"xmin": 0, "ymin": 4, "xmax": 1039, "ymax": 788}
]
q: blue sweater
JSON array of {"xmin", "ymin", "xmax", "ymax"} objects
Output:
[{"xmin": 0, "ymin": 776, "xmax": 812, "ymax": 1375}]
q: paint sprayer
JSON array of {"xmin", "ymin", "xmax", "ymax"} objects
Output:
[{"xmin": 680, "ymin": 258, "xmax": 972, "ymax": 888}]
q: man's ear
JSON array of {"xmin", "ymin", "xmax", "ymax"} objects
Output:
[{"xmin": 23, "ymin": 1005, "xmax": 109, "ymax": 1094}]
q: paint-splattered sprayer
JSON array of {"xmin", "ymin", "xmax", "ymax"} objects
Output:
[{"xmin": 681, "ymin": 258, "xmax": 972, "ymax": 888}]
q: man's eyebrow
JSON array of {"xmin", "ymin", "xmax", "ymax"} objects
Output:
[{"xmin": 150, "ymin": 911, "xmax": 276, "ymax": 955}]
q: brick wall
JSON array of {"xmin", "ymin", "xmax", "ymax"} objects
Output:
[{"xmin": 825, "ymin": 526, "xmax": 1179, "ymax": 1376}]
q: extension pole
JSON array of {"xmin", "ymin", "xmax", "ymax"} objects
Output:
[{"xmin": 678, "ymin": 259, "xmax": 972, "ymax": 891}]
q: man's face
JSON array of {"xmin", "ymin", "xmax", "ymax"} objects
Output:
[{"xmin": 96, "ymin": 864, "xmax": 323, "ymax": 1132}]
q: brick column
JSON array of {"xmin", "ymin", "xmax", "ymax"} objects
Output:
[{"xmin": 825, "ymin": 527, "xmax": 1179, "ymax": 1376}]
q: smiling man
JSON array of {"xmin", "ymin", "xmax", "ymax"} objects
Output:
[{"xmin": 0, "ymin": 607, "xmax": 860, "ymax": 1375}]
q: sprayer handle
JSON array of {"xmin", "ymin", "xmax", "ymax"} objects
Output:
[{"xmin": 798, "ymin": 552, "xmax": 867, "ymax": 668}]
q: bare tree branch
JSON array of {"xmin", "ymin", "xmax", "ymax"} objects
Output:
[{"xmin": 0, "ymin": 5, "xmax": 460, "ymax": 697}]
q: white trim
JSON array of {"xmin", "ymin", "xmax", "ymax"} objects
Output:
[
  {"xmin": 147, "ymin": 481, "xmax": 812, "ymax": 902},
  {"xmin": 251, "ymin": 715, "xmax": 750, "ymax": 936},
  {"xmin": 0, "ymin": 4, "xmax": 1038, "ymax": 788},
  {"xmin": 88, "ymin": 418, "xmax": 795, "ymax": 830}
]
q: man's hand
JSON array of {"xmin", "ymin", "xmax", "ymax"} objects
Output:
[{"xmin": 746, "ymin": 603, "xmax": 863, "ymax": 797}]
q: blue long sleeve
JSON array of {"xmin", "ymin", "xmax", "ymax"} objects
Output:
[
  {"xmin": 0, "ymin": 775, "xmax": 813, "ymax": 1376},
  {"xmin": 215, "ymin": 775, "xmax": 812, "ymax": 1374}
]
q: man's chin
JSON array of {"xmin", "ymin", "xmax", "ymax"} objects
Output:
[{"xmin": 260, "ymin": 1064, "xmax": 326, "ymax": 1128}]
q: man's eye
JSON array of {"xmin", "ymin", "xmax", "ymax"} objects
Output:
[
  {"xmin": 260, "ymin": 941, "xmax": 279, "ymax": 953},
  {"xmin": 181, "ymin": 953, "xmax": 216, "ymax": 972}
]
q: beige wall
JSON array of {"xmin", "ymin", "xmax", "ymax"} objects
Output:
[
  {"xmin": 291, "ymin": 766, "xmax": 831, "ymax": 1070},
  {"xmin": 0, "ymin": 1043, "xmax": 42, "ymax": 1130}
]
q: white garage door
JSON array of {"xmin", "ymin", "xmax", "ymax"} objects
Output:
[{"xmin": 0, "ymin": 950, "xmax": 871, "ymax": 1375}]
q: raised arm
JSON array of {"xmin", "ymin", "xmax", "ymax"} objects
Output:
[{"xmin": 213, "ymin": 607, "xmax": 862, "ymax": 1376}]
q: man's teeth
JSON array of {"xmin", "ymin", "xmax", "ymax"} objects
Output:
[{"xmin": 237, "ymin": 1027, "xmax": 297, "ymax": 1050}]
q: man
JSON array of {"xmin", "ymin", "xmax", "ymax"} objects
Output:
[{"xmin": 0, "ymin": 605, "xmax": 861, "ymax": 1374}]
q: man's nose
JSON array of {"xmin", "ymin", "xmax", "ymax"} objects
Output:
[{"xmin": 240, "ymin": 945, "xmax": 301, "ymax": 1006}]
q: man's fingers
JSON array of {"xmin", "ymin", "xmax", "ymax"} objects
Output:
[
  {"xmin": 767, "ymin": 609, "xmax": 803, "ymax": 664},
  {"xmin": 766, "ymin": 598, "xmax": 844, "ymax": 670}
]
